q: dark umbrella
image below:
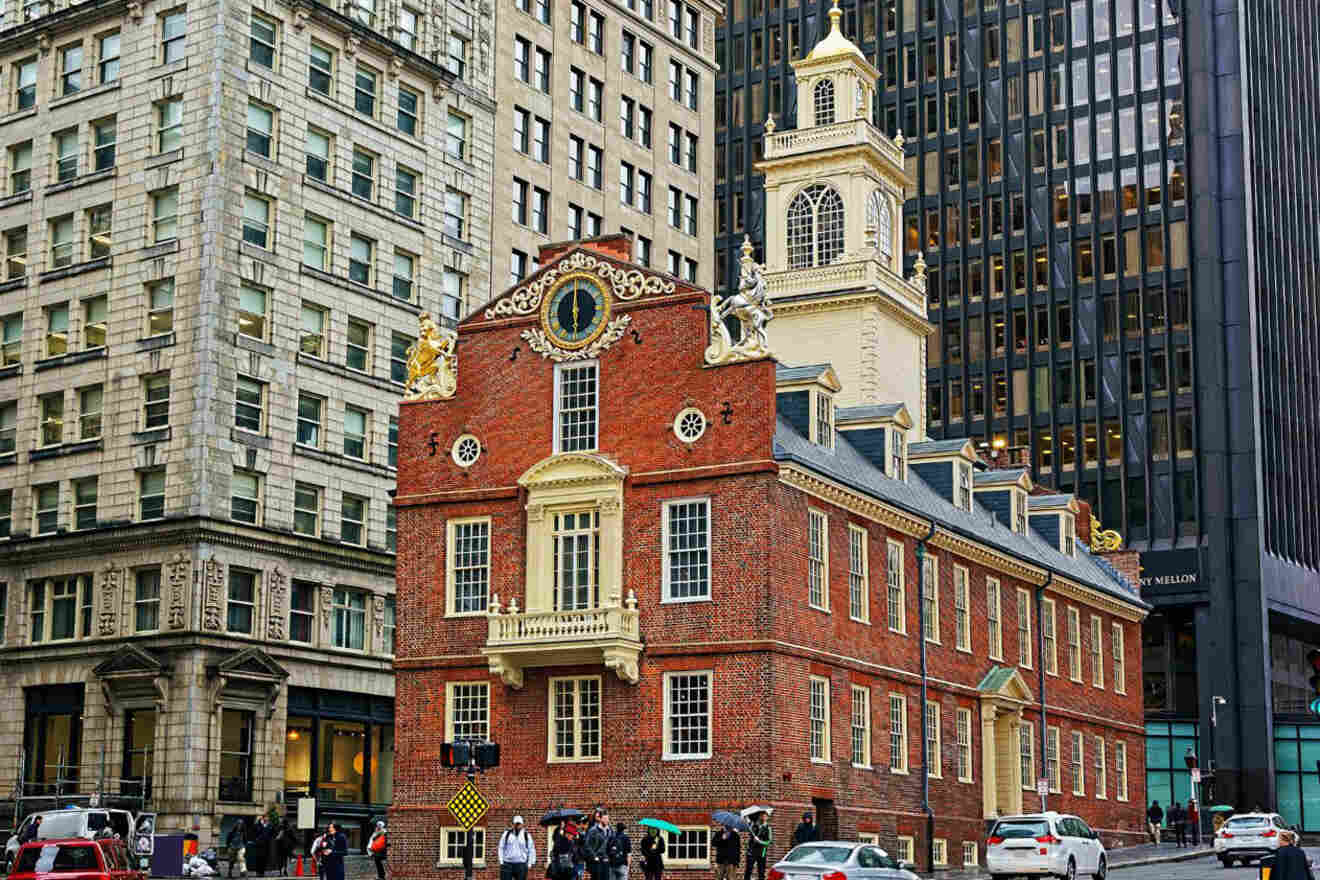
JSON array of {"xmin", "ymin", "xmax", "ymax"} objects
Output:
[
  {"xmin": 541, "ymin": 808, "xmax": 588, "ymax": 827},
  {"xmin": 712, "ymin": 811, "xmax": 750, "ymax": 832}
]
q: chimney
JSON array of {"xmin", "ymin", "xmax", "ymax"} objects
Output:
[{"xmin": 1075, "ymin": 499, "xmax": 1094, "ymax": 548}]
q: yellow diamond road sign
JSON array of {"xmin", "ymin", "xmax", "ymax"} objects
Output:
[{"xmin": 447, "ymin": 780, "xmax": 490, "ymax": 830}]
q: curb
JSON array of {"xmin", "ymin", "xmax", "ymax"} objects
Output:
[{"xmin": 1110, "ymin": 848, "xmax": 1215, "ymax": 870}]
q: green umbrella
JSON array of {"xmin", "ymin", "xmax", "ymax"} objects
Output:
[
  {"xmin": 1209, "ymin": 805, "xmax": 1235, "ymax": 813},
  {"xmin": 639, "ymin": 818, "xmax": 682, "ymax": 835}
]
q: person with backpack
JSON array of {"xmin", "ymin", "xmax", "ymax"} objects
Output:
[
  {"xmin": 606, "ymin": 822, "xmax": 631, "ymax": 880},
  {"xmin": 500, "ymin": 816, "xmax": 537, "ymax": 880},
  {"xmin": 548, "ymin": 823, "xmax": 579, "ymax": 880},
  {"xmin": 744, "ymin": 813, "xmax": 772, "ymax": 880},
  {"xmin": 368, "ymin": 821, "xmax": 389, "ymax": 880},
  {"xmin": 226, "ymin": 818, "xmax": 247, "ymax": 878},
  {"xmin": 639, "ymin": 826, "xmax": 665, "ymax": 880}
]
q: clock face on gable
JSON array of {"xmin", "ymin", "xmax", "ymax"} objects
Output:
[{"xmin": 541, "ymin": 273, "xmax": 611, "ymax": 349}]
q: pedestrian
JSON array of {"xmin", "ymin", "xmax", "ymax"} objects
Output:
[
  {"xmin": 18, "ymin": 815, "xmax": 42, "ymax": 845},
  {"xmin": 226, "ymin": 818, "xmax": 247, "ymax": 878},
  {"xmin": 1146, "ymin": 801, "xmax": 1164, "ymax": 845},
  {"xmin": 1187, "ymin": 800, "xmax": 1200, "ymax": 846},
  {"xmin": 246, "ymin": 815, "xmax": 269, "ymax": 877},
  {"xmin": 569, "ymin": 822, "xmax": 587, "ymax": 880},
  {"xmin": 639, "ymin": 826, "xmax": 665, "ymax": 880},
  {"xmin": 500, "ymin": 816, "xmax": 537, "ymax": 880},
  {"xmin": 607, "ymin": 822, "xmax": 631, "ymax": 880},
  {"xmin": 1272, "ymin": 831, "xmax": 1315, "ymax": 880},
  {"xmin": 369, "ymin": 820, "xmax": 389, "ymax": 880},
  {"xmin": 549, "ymin": 823, "xmax": 579, "ymax": 880},
  {"xmin": 791, "ymin": 814, "xmax": 819, "ymax": 848},
  {"xmin": 744, "ymin": 812, "xmax": 771, "ymax": 880},
  {"xmin": 310, "ymin": 828, "xmax": 326, "ymax": 880},
  {"xmin": 713, "ymin": 825, "xmax": 740, "ymax": 880},
  {"xmin": 1170, "ymin": 802, "xmax": 1187, "ymax": 848},
  {"xmin": 584, "ymin": 811, "xmax": 610, "ymax": 880},
  {"xmin": 320, "ymin": 822, "xmax": 348, "ymax": 880}
]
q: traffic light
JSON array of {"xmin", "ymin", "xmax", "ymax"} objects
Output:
[
  {"xmin": 441, "ymin": 741, "xmax": 471, "ymax": 768},
  {"xmin": 475, "ymin": 741, "xmax": 501, "ymax": 770},
  {"xmin": 1308, "ymin": 651, "xmax": 1320, "ymax": 716}
]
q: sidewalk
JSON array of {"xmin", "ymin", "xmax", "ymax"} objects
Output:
[{"xmin": 910, "ymin": 841, "xmax": 1215, "ymax": 879}]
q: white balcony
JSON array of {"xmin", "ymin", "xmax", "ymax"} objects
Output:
[
  {"xmin": 763, "ymin": 118, "xmax": 903, "ymax": 164},
  {"xmin": 764, "ymin": 255, "xmax": 927, "ymax": 316},
  {"xmin": 482, "ymin": 592, "xmax": 642, "ymax": 689}
]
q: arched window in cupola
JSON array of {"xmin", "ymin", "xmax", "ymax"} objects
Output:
[
  {"xmin": 787, "ymin": 184, "xmax": 846, "ymax": 269},
  {"xmin": 867, "ymin": 189, "xmax": 893, "ymax": 259},
  {"xmin": 813, "ymin": 78, "xmax": 836, "ymax": 127}
]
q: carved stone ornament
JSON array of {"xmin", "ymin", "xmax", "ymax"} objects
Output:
[
  {"xmin": 485, "ymin": 250, "xmax": 675, "ymax": 319},
  {"xmin": 37, "ymin": 31, "xmax": 51, "ymax": 53},
  {"xmin": 373, "ymin": 595, "xmax": 386, "ymax": 641},
  {"xmin": 127, "ymin": 1, "xmax": 143, "ymax": 21},
  {"xmin": 403, "ymin": 312, "xmax": 458, "ymax": 401},
  {"xmin": 388, "ymin": 56, "xmax": 403, "ymax": 79},
  {"xmin": 98, "ymin": 564, "xmax": 120, "ymax": 636},
  {"xmin": 345, "ymin": 35, "xmax": 360, "ymax": 56},
  {"xmin": 292, "ymin": 4, "xmax": 309, "ymax": 28},
  {"xmin": 167, "ymin": 552, "xmax": 189, "ymax": 629},
  {"xmin": 202, "ymin": 558, "xmax": 225, "ymax": 632},
  {"xmin": 522, "ymin": 315, "xmax": 631, "ymax": 363},
  {"xmin": 706, "ymin": 236, "xmax": 774, "ymax": 366},
  {"xmin": 266, "ymin": 566, "xmax": 289, "ymax": 641},
  {"xmin": 320, "ymin": 586, "xmax": 334, "ymax": 632}
]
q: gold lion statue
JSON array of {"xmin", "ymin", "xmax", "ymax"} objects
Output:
[{"xmin": 404, "ymin": 312, "xmax": 457, "ymax": 400}]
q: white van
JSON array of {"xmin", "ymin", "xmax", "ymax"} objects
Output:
[{"xmin": 3, "ymin": 808, "xmax": 135, "ymax": 872}]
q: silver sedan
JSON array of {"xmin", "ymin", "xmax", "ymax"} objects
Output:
[{"xmin": 769, "ymin": 842, "xmax": 918, "ymax": 880}]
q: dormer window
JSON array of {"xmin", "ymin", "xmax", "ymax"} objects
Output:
[
  {"xmin": 1013, "ymin": 490, "xmax": 1027, "ymax": 535},
  {"xmin": 1061, "ymin": 514, "xmax": 1075, "ymax": 557},
  {"xmin": 813, "ymin": 77, "xmax": 835, "ymax": 126},
  {"xmin": 889, "ymin": 428, "xmax": 906, "ymax": 479},
  {"xmin": 812, "ymin": 390, "xmax": 835, "ymax": 449},
  {"xmin": 956, "ymin": 462, "xmax": 972, "ymax": 511}
]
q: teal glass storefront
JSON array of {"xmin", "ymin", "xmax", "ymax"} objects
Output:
[
  {"xmin": 1275, "ymin": 725, "xmax": 1320, "ymax": 831},
  {"xmin": 1146, "ymin": 721, "xmax": 1199, "ymax": 809}
]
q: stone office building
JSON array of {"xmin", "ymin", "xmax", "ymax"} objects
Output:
[{"xmin": 0, "ymin": 0, "xmax": 493, "ymax": 849}]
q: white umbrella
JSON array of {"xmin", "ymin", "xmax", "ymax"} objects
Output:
[{"xmin": 740, "ymin": 806, "xmax": 774, "ymax": 819}]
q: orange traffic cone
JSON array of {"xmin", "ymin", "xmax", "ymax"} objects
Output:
[{"xmin": 295, "ymin": 855, "xmax": 304, "ymax": 876}]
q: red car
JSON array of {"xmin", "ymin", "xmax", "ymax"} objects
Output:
[{"xmin": 8, "ymin": 838, "xmax": 145, "ymax": 880}]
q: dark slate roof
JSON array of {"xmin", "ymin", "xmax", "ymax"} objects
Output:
[
  {"xmin": 838, "ymin": 403, "xmax": 905, "ymax": 423},
  {"xmin": 1029, "ymin": 494, "xmax": 1076, "ymax": 509},
  {"xmin": 772, "ymin": 419, "xmax": 1148, "ymax": 609},
  {"xmin": 974, "ymin": 468, "xmax": 1029, "ymax": 487},
  {"xmin": 909, "ymin": 438, "xmax": 974, "ymax": 457},
  {"xmin": 775, "ymin": 363, "xmax": 835, "ymax": 383}
]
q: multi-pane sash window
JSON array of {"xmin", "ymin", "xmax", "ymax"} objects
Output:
[
  {"xmin": 49, "ymin": 217, "xmax": 74, "ymax": 268},
  {"xmin": 535, "ymin": 46, "xmax": 551, "ymax": 91},
  {"xmin": 954, "ymin": 566, "xmax": 969, "ymax": 650},
  {"xmin": 664, "ymin": 499, "xmax": 709, "ymax": 601},
  {"xmin": 390, "ymin": 333, "xmax": 412, "ymax": 383},
  {"xmin": 15, "ymin": 59, "xmax": 36, "ymax": 109},
  {"xmin": 242, "ymin": 193, "xmax": 270, "ymax": 248},
  {"xmin": 1019, "ymin": 723, "xmax": 1034, "ymax": 789},
  {"xmin": 355, "ymin": 66, "xmax": 378, "ymax": 117},
  {"xmin": 396, "ymin": 167, "xmax": 418, "ymax": 218},
  {"xmin": 1112, "ymin": 623, "xmax": 1126, "ymax": 693},
  {"xmin": 343, "ymin": 407, "xmax": 367, "ymax": 459},
  {"xmin": 5, "ymin": 227, "xmax": 25, "ymax": 279},
  {"xmin": 99, "ymin": 34, "xmax": 121, "ymax": 82},
  {"xmin": 79, "ymin": 385, "xmax": 102, "ymax": 439},
  {"xmin": 1046, "ymin": 727, "xmax": 1061, "ymax": 792},
  {"xmin": 639, "ymin": 41, "xmax": 653, "ymax": 82},
  {"xmin": 440, "ymin": 830, "xmax": 485, "ymax": 866},
  {"xmin": 293, "ymin": 483, "xmax": 320, "ymax": 536},
  {"xmin": 848, "ymin": 525, "xmax": 868, "ymax": 621},
  {"xmin": 147, "ymin": 282, "xmax": 175, "ymax": 339},
  {"xmin": 956, "ymin": 708, "xmax": 973, "ymax": 781},
  {"xmin": 1067, "ymin": 607, "xmax": 1081, "ymax": 680},
  {"xmin": 10, "ymin": 142, "xmax": 31, "ymax": 194},
  {"xmin": 88, "ymin": 207, "xmax": 111, "ymax": 260},
  {"xmin": 449, "ymin": 518, "xmax": 489, "ymax": 614},
  {"xmin": 685, "ymin": 132, "xmax": 698, "ymax": 172},
  {"xmin": 555, "ymin": 362, "xmax": 597, "ymax": 452},
  {"xmin": 886, "ymin": 540, "xmax": 904, "ymax": 632},
  {"xmin": 1090, "ymin": 615, "xmax": 1105, "ymax": 687},
  {"xmin": 298, "ymin": 393, "xmax": 323, "ymax": 448},
  {"xmin": 234, "ymin": 375, "xmax": 263, "ymax": 432},
  {"xmin": 393, "ymin": 252, "xmax": 418, "ymax": 302},
  {"xmin": 0, "ymin": 489, "xmax": 10, "ymax": 537},
  {"xmin": 139, "ymin": 469, "xmax": 165, "ymax": 520},
  {"xmin": 161, "ymin": 10, "xmax": 186, "ymax": 62},
  {"xmin": 45, "ymin": 303, "xmax": 69, "ymax": 355},
  {"xmin": 231, "ymin": 470, "xmax": 260, "ymax": 524},
  {"xmin": 1115, "ymin": 741, "xmax": 1128, "ymax": 800},
  {"xmin": 341, "ymin": 493, "xmax": 367, "ymax": 545},
  {"xmin": 346, "ymin": 318, "xmax": 370, "ymax": 370},
  {"xmin": 664, "ymin": 671, "xmax": 710, "ymax": 758},
  {"xmin": 1070, "ymin": 731, "xmax": 1085, "ymax": 794},
  {"xmin": 349, "ymin": 0, "xmax": 375, "ymax": 26},
  {"xmin": 446, "ymin": 681, "xmax": 489, "ymax": 740},
  {"xmin": 439, "ymin": 268, "xmax": 464, "ymax": 320},
  {"xmin": 331, "ymin": 588, "xmax": 366, "ymax": 650},
  {"xmin": 227, "ymin": 568, "xmax": 256, "ymax": 633},
  {"xmin": 808, "ymin": 509, "xmax": 827, "ymax": 609},
  {"xmin": 987, "ymin": 578, "xmax": 1003, "ymax": 658},
  {"xmin": 925, "ymin": 702, "xmax": 941, "ymax": 778},
  {"xmin": 447, "ymin": 33, "xmax": 469, "ymax": 78},
  {"xmin": 55, "ymin": 130, "xmax": 78, "ymax": 182},
  {"xmin": 39, "ymin": 393, "xmax": 63, "ymax": 446},
  {"xmin": 143, "ymin": 374, "xmax": 169, "ymax": 428},
  {"xmin": 28, "ymin": 575, "xmax": 94, "ymax": 642},
  {"xmin": 290, "ymin": 581, "xmax": 315, "ymax": 641},
  {"xmin": 302, "ymin": 216, "xmax": 329, "ymax": 270},
  {"xmin": 1094, "ymin": 735, "xmax": 1107, "ymax": 798},
  {"xmin": 388, "ymin": 417, "xmax": 398, "ymax": 468},
  {"xmin": 551, "ymin": 676, "xmax": 601, "ymax": 761},
  {"xmin": 349, "ymin": 235, "xmax": 373, "ymax": 285},
  {"xmin": 850, "ymin": 685, "xmax": 870, "ymax": 767},
  {"xmin": 249, "ymin": 15, "xmax": 276, "ymax": 67},
  {"xmin": 1042, "ymin": 598, "xmax": 1058, "ymax": 674},
  {"xmin": 238, "ymin": 283, "xmax": 267, "ymax": 339},
  {"xmin": 309, "ymin": 44, "xmax": 333, "ymax": 94},
  {"xmin": 34, "ymin": 483, "xmax": 58, "ymax": 533},
  {"xmin": 135, "ymin": 568, "xmax": 161, "ymax": 631},
  {"xmin": 1017, "ymin": 588, "xmax": 1033, "ymax": 667},
  {"xmin": 446, "ymin": 111, "xmax": 467, "ymax": 161},
  {"xmin": 889, "ymin": 694, "xmax": 907, "ymax": 772},
  {"xmin": 397, "ymin": 86, "xmax": 419, "ymax": 136},
  {"xmin": 157, "ymin": 99, "xmax": 183, "ymax": 153},
  {"xmin": 352, "ymin": 149, "xmax": 375, "ymax": 199},
  {"xmin": 552, "ymin": 510, "xmax": 598, "ymax": 611},
  {"xmin": 383, "ymin": 595, "xmax": 396, "ymax": 648},
  {"xmin": 397, "ymin": 7, "xmax": 419, "ymax": 48},
  {"xmin": 922, "ymin": 556, "xmax": 939, "ymax": 642},
  {"xmin": 809, "ymin": 676, "xmax": 830, "ymax": 761},
  {"xmin": 514, "ymin": 36, "xmax": 531, "ymax": 80},
  {"xmin": 0, "ymin": 402, "xmax": 14, "ymax": 454},
  {"xmin": 444, "ymin": 189, "xmax": 467, "ymax": 239},
  {"xmin": 152, "ymin": 188, "xmax": 179, "ymax": 242},
  {"xmin": 246, "ymin": 102, "xmax": 274, "ymax": 158}
]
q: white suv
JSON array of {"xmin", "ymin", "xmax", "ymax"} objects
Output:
[
  {"xmin": 1213, "ymin": 813, "xmax": 1289, "ymax": 867},
  {"xmin": 986, "ymin": 812, "xmax": 1109, "ymax": 880}
]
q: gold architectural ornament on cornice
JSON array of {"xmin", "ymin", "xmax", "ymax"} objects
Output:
[
  {"xmin": 485, "ymin": 249, "xmax": 675, "ymax": 320},
  {"xmin": 1091, "ymin": 516, "xmax": 1124, "ymax": 552},
  {"xmin": 402, "ymin": 312, "xmax": 457, "ymax": 401},
  {"xmin": 801, "ymin": 0, "xmax": 866, "ymax": 64}
]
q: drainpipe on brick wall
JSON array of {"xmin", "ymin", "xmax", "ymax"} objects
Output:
[
  {"xmin": 1036, "ymin": 572, "xmax": 1053, "ymax": 812},
  {"xmin": 915, "ymin": 521, "xmax": 937, "ymax": 872}
]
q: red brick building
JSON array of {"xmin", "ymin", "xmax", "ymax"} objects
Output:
[{"xmin": 390, "ymin": 232, "xmax": 1150, "ymax": 876}]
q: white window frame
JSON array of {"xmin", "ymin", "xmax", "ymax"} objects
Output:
[
  {"xmin": 810, "ymin": 389, "xmax": 835, "ymax": 448},
  {"xmin": 850, "ymin": 684, "xmax": 871, "ymax": 769},
  {"xmin": 953, "ymin": 564, "xmax": 970, "ymax": 651},
  {"xmin": 1115, "ymin": 740, "xmax": 1129, "ymax": 801},
  {"xmin": 925, "ymin": 701, "xmax": 941, "ymax": 779},
  {"xmin": 956, "ymin": 707, "xmax": 973, "ymax": 782},
  {"xmin": 1019, "ymin": 722, "xmax": 1035, "ymax": 790},
  {"xmin": 809, "ymin": 675, "xmax": 831, "ymax": 763},
  {"xmin": 1042, "ymin": 597, "xmax": 1058, "ymax": 675},
  {"xmin": 1071, "ymin": 730, "xmax": 1085, "ymax": 795},
  {"xmin": 857, "ymin": 833, "xmax": 879, "ymax": 846},
  {"xmin": 886, "ymin": 539, "xmax": 905, "ymax": 633},
  {"xmin": 895, "ymin": 837, "xmax": 914, "ymax": 864},
  {"xmin": 548, "ymin": 675, "xmax": 602, "ymax": 763},
  {"xmin": 661, "ymin": 497, "xmax": 711, "ymax": 603},
  {"xmin": 662, "ymin": 828, "xmax": 710, "ymax": 868},
  {"xmin": 1112, "ymin": 622, "xmax": 1126, "ymax": 694},
  {"xmin": 922, "ymin": 554, "xmax": 939, "ymax": 644},
  {"xmin": 956, "ymin": 462, "xmax": 973, "ymax": 510},
  {"xmin": 437, "ymin": 828, "xmax": 485, "ymax": 867},
  {"xmin": 1046, "ymin": 725, "xmax": 1061, "ymax": 793},
  {"xmin": 444, "ymin": 681, "xmax": 490, "ymax": 741},
  {"xmin": 847, "ymin": 524, "xmax": 869, "ymax": 623},
  {"xmin": 662, "ymin": 670, "xmax": 711, "ymax": 760},
  {"xmin": 961, "ymin": 842, "xmax": 978, "ymax": 867},
  {"xmin": 889, "ymin": 693, "xmax": 908, "ymax": 773},
  {"xmin": 1090, "ymin": 614, "xmax": 1106, "ymax": 688},
  {"xmin": 1017, "ymin": 587, "xmax": 1033, "ymax": 668},
  {"xmin": 1094, "ymin": 734, "xmax": 1107, "ymax": 799},
  {"xmin": 932, "ymin": 839, "xmax": 947, "ymax": 867},
  {"xmin": 553, "ymin": 360, "xmax": 599, "ymax": 453},
  {"xmin": 446, "ymin": 516, "xmax": 491, "ymax": 617},
  {"xmin": 1067, "ymin": 606, "xmax": 1082, "ymax": 681},
  {"xmin": 808, "ymin": 508, "xmax": 829, "ymax": 611}
]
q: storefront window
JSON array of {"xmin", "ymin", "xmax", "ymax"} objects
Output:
[
  {"xmin": 285, "ymin": 688, "xmax": 395, "ymax": 818},
  {"xmin": 285, "ymin": 716, "xmax": 314, "ymax": 795},
  {"xmin": 371, "ymin": 725, "xmax": 395, "ymax": 804},
  {"xmin": 219, "ymin": 709, "xmax": 255, "ymax": 802},
  {"xmin": 122, "ymin": 709, "xmax": 155, "ymax": 798},
  {"xmin": 24, "ymin": 684, "xmax": 84, "ymax": 795},
  {"xmin": 1145, "ymin": 720, "xmax": 1197, "ymax": 808},
  {"xmin": 318, "ymin": 720, "xmax": 366, "ymax": 803}
]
